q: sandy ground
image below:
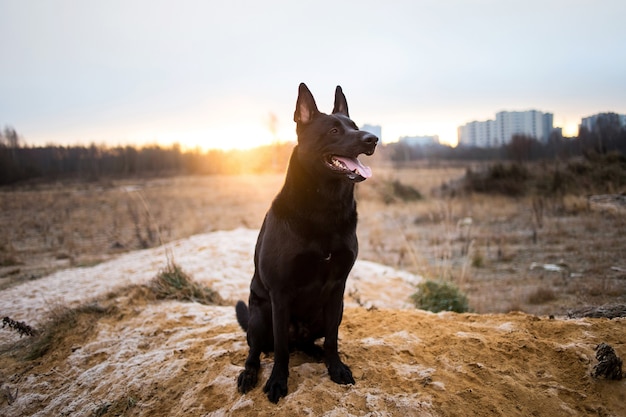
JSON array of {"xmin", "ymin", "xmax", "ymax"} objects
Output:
[{"xmin": 1, "ymin": 229, "xmax": 625, "ymax": 416}]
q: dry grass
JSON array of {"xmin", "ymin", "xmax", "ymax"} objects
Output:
[
  {"xmin": 149, "ymin": 258, "xmax": 224, "ymax": 305},
  {"xmin": 527, "ymin": 286, "xmax": 557, "ymax": 305},
  {"xmin": 1, "ymin": 164, "xmax": 625, "ymax": 316},
  {"xmin": 23, "ymin": 302, "xmax": 115, "ymax": 361},
  {"xmin": 0, "ymin": 174, "xmax": 282, "ymax": 290},
  {"xmin": 357, "ymin": 165, "xmax": 626, "ymax": 315}
]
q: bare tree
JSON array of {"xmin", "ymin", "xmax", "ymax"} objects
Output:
[{"xmin": 3, "ymin": 126, "xmax": 20, "ymax": 148}]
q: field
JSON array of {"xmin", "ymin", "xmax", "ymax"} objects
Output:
[
  {"xmin": 2, "ymin": 164, "xmax": 626, "ymax": 416},
  {"xmin": 2, "ymin": 164, "xmax": 625, "ymax": 315}
]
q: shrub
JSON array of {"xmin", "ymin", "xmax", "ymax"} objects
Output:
[
  {"xmin": 389, "ymin": 180, "xmax": 423, "ymax": 201},
  {"xmin": 463, "ymin": 163, "xmax": 530, "ymax": 196},
  {"xmin": 460, "ymin": 154, "xmax": 626, "ymax": 198},
  {"xmin": 471, "ymin": 249, "xmax": 484, "ymax": 268},
  {"xmin": 373, "ymin": 178, "xmax": 423, "ymax": 204},
  {"xmin": 527, "ymin": 286, "xmax": 556, "ymax": 305},
  {"xmin": 411, "ymin": 280, "xmax": 469, "ymax": 313}
]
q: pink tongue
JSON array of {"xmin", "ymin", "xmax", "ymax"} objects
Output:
[{"xmin": 335, "ymin": 156, "xmax": 372, "ymax": 179}]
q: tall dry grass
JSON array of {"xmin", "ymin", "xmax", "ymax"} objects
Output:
[
  {"xmin": 1, "ymin": 164, "xmax": 625, "ymax": 315},
  {"xmin": 0, "ymin": 175, "xmax": 283, "ymax": 289}
]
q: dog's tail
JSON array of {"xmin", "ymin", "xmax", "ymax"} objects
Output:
[{"xmin": 235, "ymin": 300, "xmax": 249, "ymax": 332}]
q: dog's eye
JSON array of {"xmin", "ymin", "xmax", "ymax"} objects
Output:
[{"xmin": 329, "ymin": 127, "xmax": 340, "ymax": 135}]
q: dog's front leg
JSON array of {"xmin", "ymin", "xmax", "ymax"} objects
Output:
[
  {"xmin": 324, "ymin": 286, "xmax": 355, "ymax": 385},
  {"xmin": 263, "ymin": 298, "xmax": 290, "ymax": 403}
]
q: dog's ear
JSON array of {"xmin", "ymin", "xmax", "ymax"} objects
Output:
[
  {"xmin": 294, "ymin": 83, "xmax": 319, "ymax": 125},
  {"xmin": 332, "ymin": 86, "xmax": 349, "ymax": 117}
]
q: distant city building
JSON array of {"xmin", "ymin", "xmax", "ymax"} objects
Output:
[
  {"xmin": 580, "ymin": 112, "xmax": 626, "ymax": 133},
  {"xmin": 458, "ymin": 110, "xmax": 554, "ymax": 148},
  {"xmin": 399, "ymin": 135, "xmax": 440, "ymax": 146},
  {"xmin": 361, "ymin": 124, "xmax": 382, "ymax": 143},
  {"xmin": 458, "ymin": 120, "xmax": 497, "ymax": 148}
]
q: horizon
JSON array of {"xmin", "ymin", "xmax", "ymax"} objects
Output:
[
  {"xmin": 1, "ymin": 107, "xmax": 615, "ymax": 151},
  {"xmin": 1, "ymin": 1, "xmax": 625, "ymax": 151}
]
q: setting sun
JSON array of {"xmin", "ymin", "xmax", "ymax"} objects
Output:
[
  {"xmin": 561, "ymin": 122, "xmax": 579, "ymax": 137},
  {"xmin": 103, "ymin": 122, "xmax": 296, "ymax": 152},
  {"xmin": 174, "ymin": 125, "xmax": 280, "ymax": 151},
  {"xmin": 551, "ymin": 117, "xmax": 580, "ymax": 138}
]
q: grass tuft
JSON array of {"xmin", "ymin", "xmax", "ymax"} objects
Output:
[
  {"xmin": 25, "ymin": 303, "xmax": 115, "ymax": 361},
  {"xmin": 411, "ymin": 280, "xmax": 469, "ymax": 313},
  {"xmin": 149, "ymin": 259, "xmax": 223, "ymax": 305},
  {"xmin": 526, "ymin": 287, "xmax": 557, "ymax": 305}
]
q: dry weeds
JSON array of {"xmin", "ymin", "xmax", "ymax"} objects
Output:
[
  {"xmin": 1, "ymin": 164, "xmax": 625, "ymax": 315},
  {"xmin": 149, "ymin": 258, "xmax": 224, "ymax": 305}
]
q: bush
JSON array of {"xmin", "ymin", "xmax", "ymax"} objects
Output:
[
  {"xmin": 372, "ymin": 178, "xmax": 423, "ymax": 204},
  {"xmin": 463, "ymin": 163, "xmax": 530, "ymax": 196},
  {"xmin": 527, "ymin": 286, "xmax": 556, "ymax": 305},
  {"xmin": 460, "ymin": 153, "xmax": 626, "ymax": 198},
  {"xmin": 389, "ymin": 180, "xmax": 423, "ymax": 202},
  {"xmin": 411, "ymin": 280, "xmax": 469, "ymax": 313}
]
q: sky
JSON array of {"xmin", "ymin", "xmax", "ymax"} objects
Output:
[{"xmin": 1, "ymin": 0, "xmax": 625, "ymax": 149}]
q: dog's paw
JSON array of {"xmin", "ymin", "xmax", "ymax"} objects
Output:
[
  {"xmin": 329, "ymin": 362, "xmax": 355, "ymax": 385},
  {"xmin": 237, "ymin": 369, "xmax": 258, "ymax": 394},
  {"xmin": 263, "ymin": 375, "xmax": 288, "ymax": 403}
]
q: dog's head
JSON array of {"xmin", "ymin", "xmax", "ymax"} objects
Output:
[{"xmin": 293, "ymin": 83, "xmax": 378, "ymax": 182}]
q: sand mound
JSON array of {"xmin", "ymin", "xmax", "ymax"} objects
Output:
[{"xmin": 1, "ymin": 229, "xmax": 624, "ymax": 416}]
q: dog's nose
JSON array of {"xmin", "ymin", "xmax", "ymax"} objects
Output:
[{"xmin": 362, "ymin": 133, "xmax": 378, "ymax": 146}]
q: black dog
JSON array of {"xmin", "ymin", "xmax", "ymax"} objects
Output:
[{"xmin": 235, "ymin": 83, "xmax": 378, "ymax": 403}]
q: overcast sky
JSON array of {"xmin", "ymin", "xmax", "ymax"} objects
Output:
[{"xmin": 1, "ymin": 0, "xmax": 625, "ymax": 149}]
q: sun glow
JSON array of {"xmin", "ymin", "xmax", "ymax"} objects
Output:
[
  {"xmin": 177, "ymin": 125, "xmax": 278, "ymax": 151},
  {"xmin": 561, "ymin": 121, "xmax": 579, "ymax": 137},
  {"xmin": 111, "ymin": 123, "xmax": 296, "ymax": 152}
]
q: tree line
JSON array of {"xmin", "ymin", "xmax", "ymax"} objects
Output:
[
  {"xmin": 2, "ymin": 112, "xmax": 625, "ymax": 185},
  {"xmin": 0, "ymin": 126, "xmax": 294, "ymax": 185}
]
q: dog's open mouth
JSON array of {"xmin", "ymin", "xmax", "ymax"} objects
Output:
[{"xmin": 326, "ymin": 155, "xmax": 372, "ymax": 181}]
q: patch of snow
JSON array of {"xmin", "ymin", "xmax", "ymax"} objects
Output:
[
  {"xmin": 359, "ymin": 331, "xmax": 421, "ymax": 352},
  {"xmin": 361, "ymin": 389, "xmax": 433, "ymax": 417},
  {"xmin": 455, "ymin": 331, "xmax": 480, "ymax": 339},
  {"xmin": 530, "ymin": 262, "xmax": 564, "ymax": 272},
  {"xmin": 346, "ymin": 260, "xmax": 422, "ymax": 309},
  {"xmin": 292, "ymin": 362, "xmax": 326, "ymax": 378},
  {"xmin": 360, "ymin": 337, "xmax": 386, "ymax": 347},
  {"xmin": 8, "ymin": 301, "xmax": 244, "ymax": 417},
  {"xmin": 392, "ymin": 363, "xmax": 436, "ymax": 379},
  {"xmin": 387, "ymin": 330, "xmax": 422, "ymax": 345},
  {"xmin": 431, "ymin": 381, "xmax": 446, "ymax": 391},
  {"xmin": 496, "ymin": 322, "xmax": 516, "ymax": 332},
  {"xmin": 1, "ymin": 229, "xmax": 422, "ymax": 345},
  {"xmin": 229, "ymin": 395, "xmax": 254, "ymax": 412}
]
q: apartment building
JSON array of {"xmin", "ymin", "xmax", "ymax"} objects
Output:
[
  {"xmin": 458, "ymin": 110, "xmax": 554, "ymax": 148},
  {"xmin": 399, "ymin": 135, "xmax": 440, "ymax": 146},
  {"xmin": 580, "ymin": 112, "xmax": 626, "ymax": 133}
]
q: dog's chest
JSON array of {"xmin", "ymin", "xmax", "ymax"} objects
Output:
[{"xmin": 303, "ymin": 246, "xmax": 355, "ymax": 286}]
